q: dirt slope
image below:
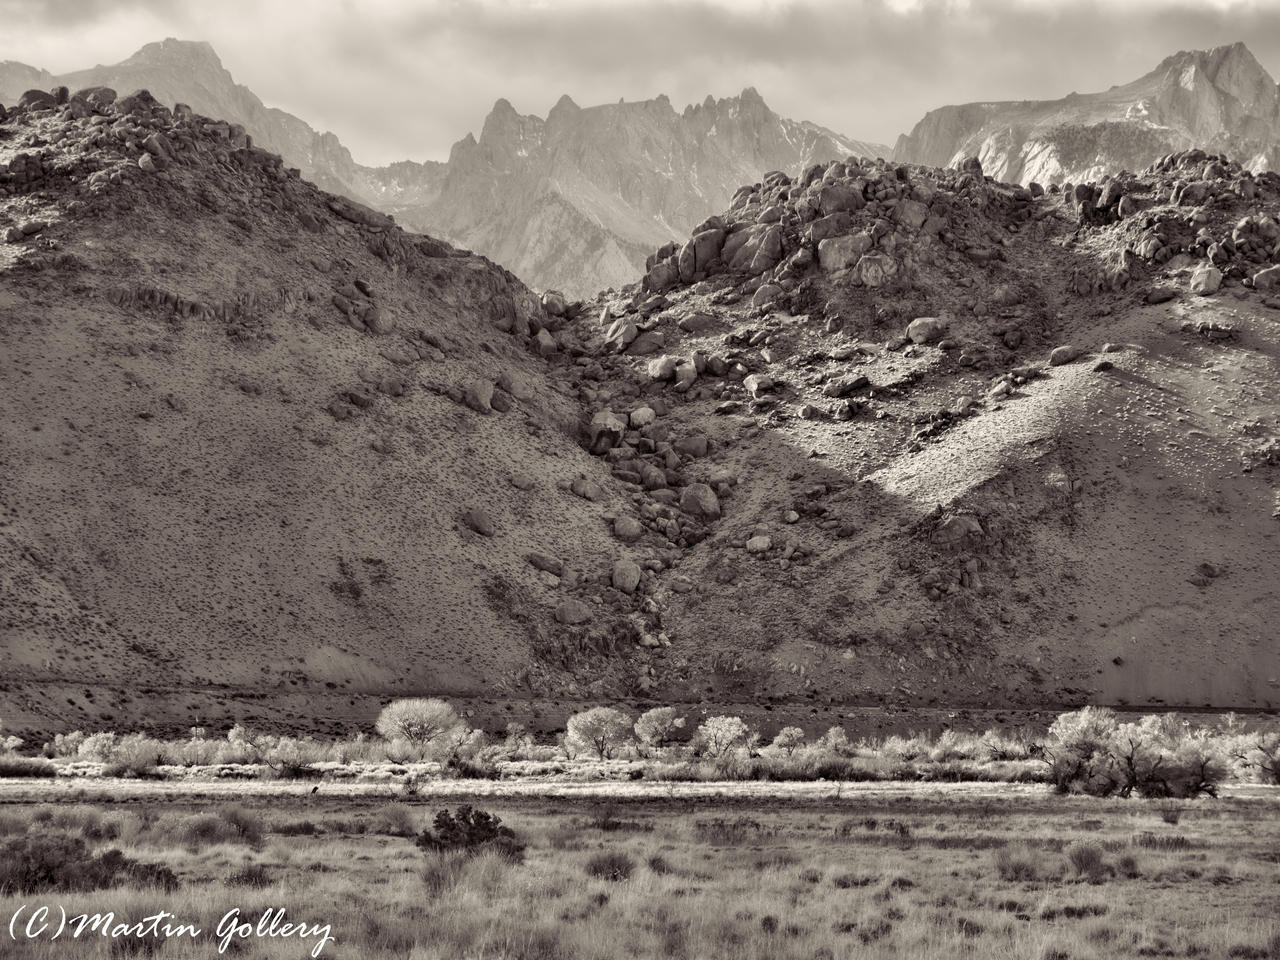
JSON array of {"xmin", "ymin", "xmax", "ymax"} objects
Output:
[{"xmin": 2, "ymin": 88, "xmax": 1278, "ymax": 740}]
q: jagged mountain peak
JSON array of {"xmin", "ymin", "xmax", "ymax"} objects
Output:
[{"xmin": 120, "ymin": 37, "xmax": 225, "ymax": 70}]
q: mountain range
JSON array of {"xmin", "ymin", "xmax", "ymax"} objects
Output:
[
  {"xmin": 0, "ymin": 39, "xmax": 887, "ymax": 298},
  {"xmin": 893, "ymin": 42, "xmax": 1280, "ymax": 185}
]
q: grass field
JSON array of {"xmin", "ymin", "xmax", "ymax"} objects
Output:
[{"xmin": 0, "ymin": 786, "xmax": 1277, "ymax": 959}]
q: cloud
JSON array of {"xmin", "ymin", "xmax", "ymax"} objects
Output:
[{"xmin": 2, "ymin": 0, "xmax": 1278, "ymax": 165}]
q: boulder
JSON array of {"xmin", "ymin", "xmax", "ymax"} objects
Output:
[
  {"xmin": 535, "ymin": 329, "xmax": 558, "ymax": 356},
  {"xmin": 630, "ymin": 406, "xmax": 656, "ymax": 428},
  {"xmin": 612, "ymin": 559, "xmax": 643, "ymax": 594},
  {"xmin": 556, "ymin": 599, "xmax": 593, "ymax": 625},
  {"xmin": 527, "ymin": 553, "xmax": 564, "ymax": 577},
  {"xmin": 817, "ymin": 182, "xmax": 865, "ymax": 216},
  {"xmin": 464, "ymin": 380, "xmax": 494, "ymax": 413},
  {"xmin": 934, "ymin": 514, "xmax": 984, "ymax": 545},
  {"xmin": 462, "ymin": 507, "xmax": 495, "ymax": 537},
  {"xmin": 589, "ymin": 410, "xmax": 627, "ymax": 451},
  {"xmin": 893, "ymin": 198, "xmax": 930, "ymax": 231},
  {"xmin": 906, "ymin": 317, "xmax": 948, "ymax": 344},
  {"xmin": 822, "ymin": 375, "xmax": 870, "ymax": 398},
  {"xmin": 648, "ymin": 356, "xmax": 679, "ymax": 381},
  {"xmin": 614, "ymin": 517, "xmax": 645, "ymax": 543},
  {"xmin": 809, "ymin": 212, "xmax": 855, "ymax": 243},
  {"xmin": 674, "ymin": 435, "xmax": 710, "ymax": 458},
  {"xmin": 680, "ymin": 483, "xmax": 721, "ymax": 520},
  {"xmin": 1049, "ymin": 344, "xmax": 1085, "ymax": 366},
  {"xmin": 645, "ymin": 258, "xmax": 679, "ymax": 293},
  {"xmin": 743, "ymin": 374, "xmax": 774, "ymax": 398},
  {"xmin": 818, "ymin": 233, "xmax": 873, "ymax": 272},
  {"xmin": 1252, "ymin": 265, "xmax": 1280, "ymax": 291},
  {"xmin": 627, "ymin": 330, "xmax": 665, "ymax": 356},
  {"xmin": 604, "ymin": 317, "xmax": 639, "ymax": 351},
  {"xmin": 746, "ymin": 535, "xmax": 772, "ymax": 554},
  {"xmin": 1190, "ymin": 264, "xmax": 1222, "ymax": 296},
  {"xmin": 571, "ymin": 476, "xmax": 604, "ymax": 501},
  {"xmin": 673, "ymin": 362, "xmax": 698, "ymax": 392},
  {"xmin": 856, "ymin": 253, "xmax": 898, "ymax": 288},
  {"xmin": 752, "ymin": 284, "xmax": 782, "ymax": 308},
  {"xmin": 541, "ymin": 290, "xmax": 568, "ymax": 316}
]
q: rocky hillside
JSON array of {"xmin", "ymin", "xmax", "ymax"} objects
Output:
[
  {"xmin": 3, "ymin": 84, "xmax": 1279, "ymax": 741},
  {"xmin": 0, "ymin": 40, "xmax": 887, "ymax": 300},
  {"xmin": 894, "ymin": 42, "xmax": 1280, "ymax": 187}
]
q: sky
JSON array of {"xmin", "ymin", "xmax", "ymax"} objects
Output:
[{"xmin": 2, "ymin": 0, "xmax": 1279, "ymax": 166}]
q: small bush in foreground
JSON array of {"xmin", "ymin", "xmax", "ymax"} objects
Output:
[
  {"xmin": 225, "ymin": 861, "xmax": 273, "ymax": 888},
  {"xmin": 415, "ymin": 806, "xmax": 525, "ymax": 863},
  {"xmin": 0, "ymin": 834, "xmax": 178, "ymax": 895},
  {"xmin": 1065, "ymin": 839, "xmax": 1107, "ymax": 880},
  {"xmin": 584, "ymin": 851, "xmax": 634, "ymax": 881}
]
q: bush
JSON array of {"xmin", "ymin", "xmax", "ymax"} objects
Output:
[
  {"xmin": 584, "ymin": 851, "xmax": 634, "ymax": 881},
  {"xmin": 1065, "ymin": 839, "xmax": 1107, "ymax": 880},
  {"xmin": 993, "ymin": 844, "xmax": 1041, "ymax": 882},
  {"xmin": 225, "ymin": 861, "xmax": 273, "ymax": 888},
  {"xmin": 415, "ymin": 806, "xmax": 525, "ymax": 863},
  {"xmin": 373, "ymin": 804, "xmax": 418, "ymax": 837},
  {"xmin": 0, "ymin": 834, "xmax": 178, "ymax": 894},
  {"xmin": 0, "ymin": 757, "xmax": 56, "ymax": 778}
]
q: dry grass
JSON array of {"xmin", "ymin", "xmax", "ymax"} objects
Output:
[{"xmin": 0, "ymin": 790, "xmax": 1276, "ymax": 958}]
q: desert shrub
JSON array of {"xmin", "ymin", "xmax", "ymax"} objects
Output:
[
  {"xmin": 415, "ymin": 806, "xmax": 525, "ymax": 862},
  {"xmin": 1115, "ymin": 854, "xmax": 1141, "ymax": 878},
  {"xmin": 421, "ymin": 849, "xmax": 470, "ymax": 896},
  {"xmin": 584, "ymin": 851, "xmax": 634, "ymax": 881},
  {"xmin": 102, "ymin": 734, "xmax": 165, "ymax": 778},
  {"xmin": 271, "ymin": 819, "xmax": 318, "ymax": 836},
  {"xmin": 694, "ymin": 817, "xmax": 773, "ymax": 845},
  {"xmin": 153, "ymin": 806, "xmax": 262, "ymax": 851},
  {"xmin": 216, "ymin": 805, "xmax": 263, "ymax": 845},
  {"xmin": 76, "ymin": 731, "xmax": 119, "ymax": 762},
  {"xmin": 0, "ymin": 834, "xmax": 178, "ymax": 894},
  {"xmin": 993, "ymin": 843, "xmax": 1042, "ymax": 882},
  {"xmin": 566, "ymin": 707, "xmax": 634, "ymax": 759},
  {"xmin": 647, "ymin": 854, "xmax": 673, "ymax": 875},
  {"xmin": 375, "ymin": 698, "xmax": 462, "ymax": 747},
  {"xmin": 1065, "ymin": 839, "xmax": 1108, "ymax": 880},
  {"xmin": 373, "ymin": 803, "xmax": 418, "ymax": 837},
  {"xmin": 225, "ymin": 861, "xmax": 273, "ymax": 888},
  {"xmin": 1132, "ymin": 831, "xmax": 1192, "ymax": 851},
  {"xmin": 634, "ymin": 707, "xmax": 684, "ymax": 755},
  {"xmin": 1232, "ymin": 731, "xmax": 1280, "ymax": 784},
  {"xmin": 0, "ymin": 756, "xmax": 56, "ymax": 778}
]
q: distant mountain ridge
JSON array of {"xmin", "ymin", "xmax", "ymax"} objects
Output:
[
  {"xmin": 893, "ymin": 41, "xmax": 1280, "ymax": 185},
  {"xmin": 0, "ymin": 39, "xmax": 888, "ymax": 297}
]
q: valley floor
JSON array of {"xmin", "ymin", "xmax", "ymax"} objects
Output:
[{"xmin": 0, "ymin": 787, "xmax": 1277, "ymax": 959}]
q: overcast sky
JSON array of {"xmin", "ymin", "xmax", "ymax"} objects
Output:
[{"xmin": 2, "ymin": 0, "xmax": 1278, "ymax": 166}]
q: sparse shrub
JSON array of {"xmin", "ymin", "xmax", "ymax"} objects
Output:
[
  {"xmin": 1132, "ymin": 831, "xmax": 1191, "ymax": 851},
  {"xmin": 216, "ymin": 805, "xmax": 263, "ymax": 845},
  {"xmin": 1115, "ymin": 854, "xmax": 1141, "ymax": 878},
  {"xmin": 584, "ymin": 851, "xmax": 634, "ymax": 881},
  {"xmin": 373, "ymin": 803, "xmax": 418, "ymax": 837},
  {"xmin": 224, "ymin": 861, "xmax": 272, "ymax": 888},
  {"xmin": 565, "ymin": 707, "xmax": 634, "ymax": 759},
  {"xmin": 647, "ymin": 854, "xmax": 673, "ymax": 875},
  {"xmin": 421, "ymin": 849, "xmax": 470, "ymax": 896},
  {"xmin": 415, "ymin": 805, "xmax": 525, "ymax": 863},
  {"xmin": 993, "ymin": 843, "xmax": 1041, "ymax": 882},
  {"xmin": 799, "ymin": 868, "xmax": 823, "ymax": 884},
  {"xmin": 1157, "ymin": 800, "xmax": 1183, "ymax": 824},
  {"xmin": 1065, "ymin": 839, "xmax": 1107, "ymax": 880},
  {"xmin": 0, "ymin": 756, "xmax": 56, "ymax": 778}
]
